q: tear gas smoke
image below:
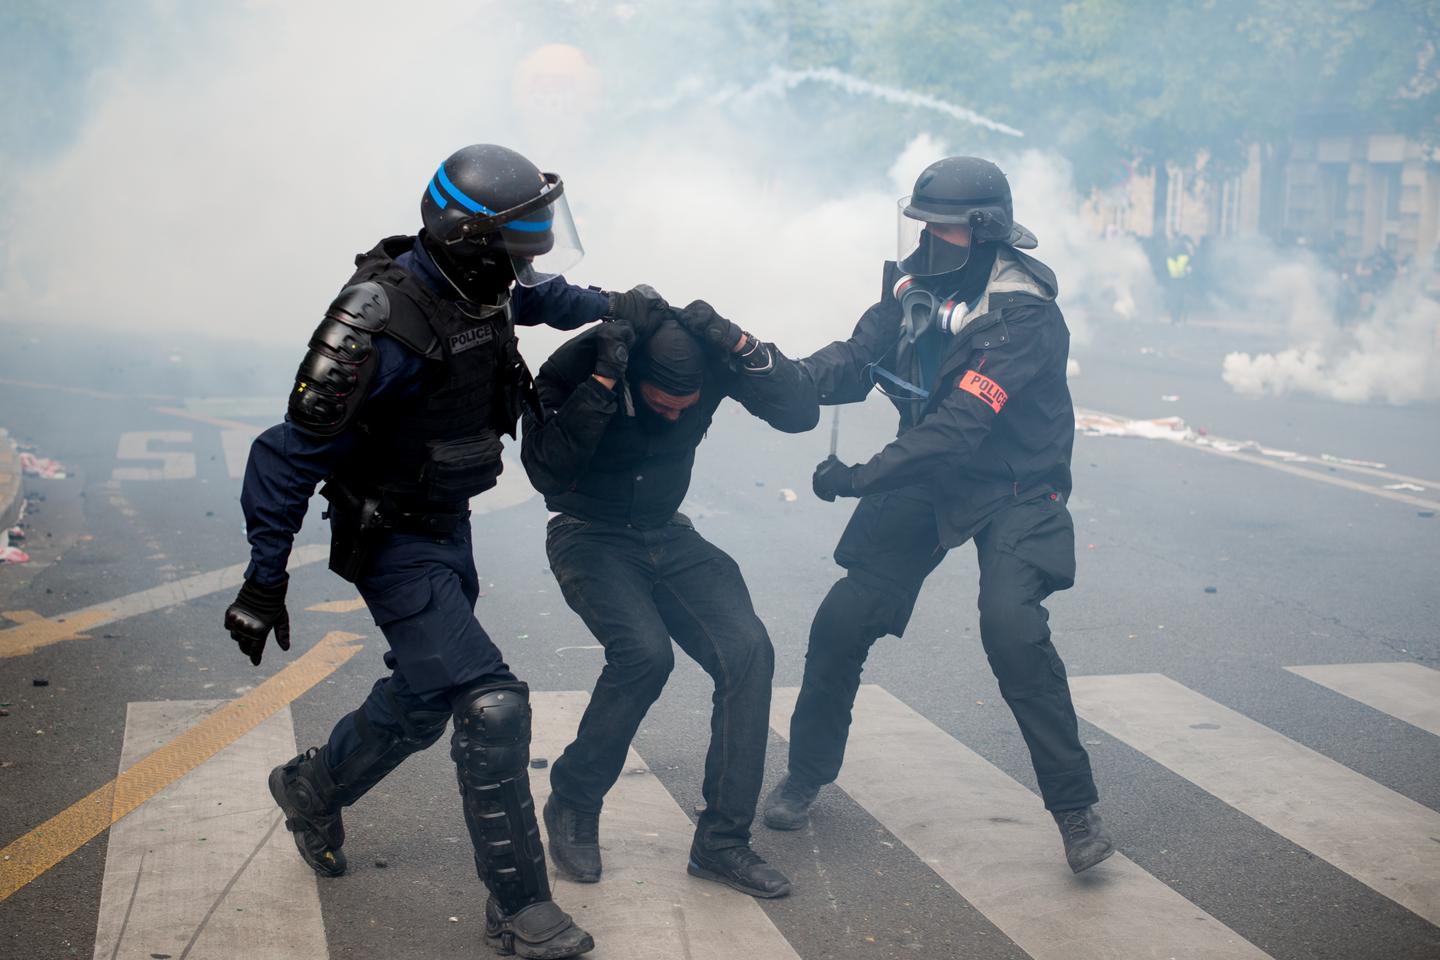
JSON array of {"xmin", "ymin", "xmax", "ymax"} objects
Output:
[
  {"xmin": 0, "ymin": 1, "xmax": 1157, "ymax": 371},
  {"xmin": 1217, "ymin": 242, "xmax": 1440, "ymax": 405}
]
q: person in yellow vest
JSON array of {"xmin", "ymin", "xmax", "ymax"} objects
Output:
[{"xmin": 1165, "ymin": 238, "xmax": 1193, "ymax": 323}]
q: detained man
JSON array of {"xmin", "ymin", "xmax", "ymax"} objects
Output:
[{"xmin": 520, "ymin": 305, "xmax": 817, "ymax": 897}]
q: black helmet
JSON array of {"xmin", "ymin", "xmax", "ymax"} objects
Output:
[
  {"xmin": 898, "ymin": 156, "xmax": 1036, "ymax": 276},
  {"xmin": 421, "ymin": 144, "xmax": 584, "ymax": 288}
]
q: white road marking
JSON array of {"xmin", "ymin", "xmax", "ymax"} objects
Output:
[
  {"xmin": 112, "ymin": 431, "xmax": 197, "ymax": 481},
  {"xmin": 1070, "ymin": 673, "xmax": 1440, "ymax": 925},
  {"xmin": 1285, "ymin": 662, "xmax": 1440, "ymax": 738},
  {"xmin": 770, "ymin": 686, "xmax": 1272, "ymax": 960},
  {"xmin": 91, "ymin": 701, "xmax": 327, "ymax": 960},
  {"xmin": 531, "ymin": 692, "xmax": 800, "ymax": 960},
  {"xmin": 220, "ymin": 430, "xmax": 253, "ymax": 481}
]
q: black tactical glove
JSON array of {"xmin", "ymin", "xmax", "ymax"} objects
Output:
[
  {"xmin": 812, "ymin": 456, "xmax": 858, "ymax": 502},
  {"xmin": 594, "ymin": 319, "xmax": 636, "ymax": 381},
  {"xmin": 606, "ymin": 284, "xmax": 669, "ymax": 341},
  {"xmin": 224, "ymin": 577, "xmax": 291, "ymax": 666},
  {"xmin": 677, "ymin": 299, "xmax": 745, "ymax": 353}
]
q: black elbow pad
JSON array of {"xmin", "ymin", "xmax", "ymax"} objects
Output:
[{"xmin": 288, "ymin": 282, "xmax": 389, "ymax": 436}]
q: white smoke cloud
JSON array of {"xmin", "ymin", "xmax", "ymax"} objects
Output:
[
  {"xmin": 1218, "ymin": 241, "xmax": 1440, "ymax": 405},
  {"xmin": 0, "ymin": 1, "xmax": 1148, "ymax": 367}
]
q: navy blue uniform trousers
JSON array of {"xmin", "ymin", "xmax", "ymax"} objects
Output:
[
  {"xmin": 786, "ymin": 487, "xmax": 1098, "ymax": 811},
  {"xmin": 324, "ymin": 523, "xmax": 513, "ymax": 766}
]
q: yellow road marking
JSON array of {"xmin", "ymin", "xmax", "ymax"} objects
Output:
[
  {"xmin": 0, "ymin": 544, "xmax": 329, "ymax": 660},
  {"xmin": 0, "ymin": 609, "xmax": 112, "ymax": 657},
  {"xmin": 0, "ymin": 630, "xmax": 364, "ymax": 903},
  {"xmin": 306, "ymin": 597, "xmax": 368, "ymax": 614}
]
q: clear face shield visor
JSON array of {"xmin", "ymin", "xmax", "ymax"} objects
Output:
[{"xmin": 444, "ymin": 173, "xmax": 586, "ymax": 288}]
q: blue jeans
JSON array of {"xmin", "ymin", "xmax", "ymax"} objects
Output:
[{"xmin": 545, "ymin": 513, "xmax": 775, "ymax": 851}]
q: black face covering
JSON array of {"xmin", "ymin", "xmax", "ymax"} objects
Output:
[
  {"xmin": 923, "ymin": 241, "xmax": 998, "ymax": 307},
  {"xmin": 422, "ymin": 231, "xmax": 515, "ymax": 304},
  {"xmin": 900, "ymin": 229, "xmax": 973, "ymax": 276}
]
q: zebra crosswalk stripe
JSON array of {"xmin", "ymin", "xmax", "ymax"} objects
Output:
[
  {"xmin": 530, "ymin": 692, "xmax": 800, "ymax": 960},
  {"xmin": 90, "ymin": 701, "xmax": 328, "ymax": 960},
  {"xmin": 1285, "ymin": 662, "xmax": 1440, "ymax": 737},
  {"xmin": 770, "ymin": 685, "xmax": 1273, "ymax": 960},
  {"xmin": 1069, "ymin": 673, "xmax": 1440, "ymax": 926}
]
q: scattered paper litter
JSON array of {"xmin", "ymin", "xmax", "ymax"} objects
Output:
[
  {"xmin": 1383, "ymin": 482, "xmax": 1426, "ymax": 492},
  {"xmin": 1160, "ymin": 394, "xmax": 1180, "ymax": 402},
  {"xmin": 0, "ymin": 530, "xmax": 28, "ymax": 565},
  {"xmin": 18, "ymin": 452, "xmax": 66, "ymax": 480},
  {"xmin": 779, "ymin": 488, "xmax": 798, "ymax": 502}
]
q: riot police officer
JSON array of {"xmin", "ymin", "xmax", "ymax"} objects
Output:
[
  {"xmin": 223, "ymin": 144, "xmax": 665, "ymax": 958},
  {"xmin": 763, "ymin": 157, "xmax": 1115, "ymax": 873}
]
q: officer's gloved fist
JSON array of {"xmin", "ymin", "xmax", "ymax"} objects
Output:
[
  {"xmin": 606, "ymin": 285, "xmax": 669, "ymax": 341},
  {"xmin": 678, "ymin": 300, "xmax": 745, "ymax": 353},
  {"xmin": 812, "ymin": 456, "xmax": 858, "ymax": 502},
  {"xmin": 594, "ymin": 319, "xmax": 636, "ymax": 382},
  {"xmin": 224, "ymin": 577, "xmax": 291, "ymax": 666}
]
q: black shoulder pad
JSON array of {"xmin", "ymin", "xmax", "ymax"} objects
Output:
[
  {"xmin": 288, "ymin": 311, "xmax": 381, "ymax": 437},
  {"xmin": 326, "ymin": 281, "xmax": 390, "ymax": 332}
]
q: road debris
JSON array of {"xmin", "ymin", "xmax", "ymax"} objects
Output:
[
  {"xmin": 18, "ymin": 451, "xmax": 67, "ymax": 480},
  {"xmin": 1384, "ymin": 483, "xmax": 1426, "ymax": 492},
  {"xmin": 779, "ymin": 488, "xmax": 798, "ymax": 502}
]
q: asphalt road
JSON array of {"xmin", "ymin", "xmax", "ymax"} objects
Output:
[{"xmin": 1, "ymin": 315, "xmax": 1437, "ymax": 960}]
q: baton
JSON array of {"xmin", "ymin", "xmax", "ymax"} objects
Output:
[{"xmin": 828, "ymin": 406, "xmax": 840, "ymax": 458}]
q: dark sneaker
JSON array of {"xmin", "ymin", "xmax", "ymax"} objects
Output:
[
  {"xmin": 269, "ymin": 747, "xmax": 347, "ymax": 877},
  {"xmin": 542, "ymin": 794, "xmax": 601, "ymax": 882},
  {"xmin": 1053, "ymin": 806, "xmax": 1115, "ymax": 874},
  {"xmin": 761, "ymin": 775, "xmax": 820, "ymax": 831},
  {"xmin": 687, "ymin": 844, "xmax": 791, "ymax": 899},
  {"xmin": 484, "ymin": 897, "xmax": 594, "ymax": 959}
]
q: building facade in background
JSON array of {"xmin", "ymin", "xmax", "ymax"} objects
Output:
[{"xmin": 1088, "ymin": 131, "xmax": 1440, "ymax": 263}]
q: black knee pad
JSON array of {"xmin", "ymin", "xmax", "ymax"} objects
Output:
[{"xmin": 449, "ymin": 680, "xmax": 532, "ymax": 785}]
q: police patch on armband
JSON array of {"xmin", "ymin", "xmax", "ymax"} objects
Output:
[{"xmin": 958, "ymin": 370, "xmax": 1007, "ymax": 413}]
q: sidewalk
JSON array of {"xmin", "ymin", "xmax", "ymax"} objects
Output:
[{"xmin": 0, "ymin": 427, "xmax": 21, "ymax": 534}]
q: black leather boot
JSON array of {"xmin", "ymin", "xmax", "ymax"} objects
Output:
[
  {"xmin": 269, "ymin": 747, "xmax": 348, "ymax": 877},
  {"xmin": 1053, "ymin": 806, "xmax": 1115, "ymax": 873},
  {"xmin": 542, "ymin": 795, "xmax": 602, "ymax": 882},
  {"xmin": 484, "ymin": 896, "xmax": 594, "ymax": 959}
]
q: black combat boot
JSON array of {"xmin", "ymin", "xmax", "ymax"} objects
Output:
[
  {"xmin": 687, "ymin": 843, "xmax": 791, "ymax": 899},
  {"xmin": 485, "ymin": 896, "xmax": 594, "ymax": 959},
  {"xmin": 1053, "ymin": 806, "xmax": 1115, "ymax": 873},
  {"xmin": 542, "ymin": 795, "xmax": 602, "ymax": 882},
  {"xmin": 269, "ymin": 747, "xmax": 347, "ymax": 877},
  {"xmin": 761, "ymin": 774, "xmax": 821, "ymax": 831}
]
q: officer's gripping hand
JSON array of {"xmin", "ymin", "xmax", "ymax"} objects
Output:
[
  {"xmin": 606, "ymin": 285, "xmax": 669, "ymax": 341},
  {"xmin": 677, "ymin": 300, "xmax": 745, "ymax": 353},
  {"xmin": 594, "ymin": 319, "xmax": 636, "ymax": 382},
  {"xmin": 812, "ymin": 456, "xmax": 858, "ymax": 502},
  {"xmin": 224, "ymin": 577, "xmax": 291, "ymax": 666}
]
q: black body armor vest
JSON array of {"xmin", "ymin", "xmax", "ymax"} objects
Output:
[{"xmin": 334, "ymin": 238, "xmax": 536, "ymax": 509}]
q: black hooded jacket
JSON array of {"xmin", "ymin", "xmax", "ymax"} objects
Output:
[{"xmin": 803, "ymin": 246, "xmax": 1074, "ymax": 547}]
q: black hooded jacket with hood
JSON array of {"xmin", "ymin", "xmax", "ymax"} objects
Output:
[{"xmin": 802, "ymin": 238, "xmax": 1074, "ymax": 548}]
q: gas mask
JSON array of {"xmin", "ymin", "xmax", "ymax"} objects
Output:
[{"xmin": 892, "ymin": 272, "xmax": 971, "ymax": 343}]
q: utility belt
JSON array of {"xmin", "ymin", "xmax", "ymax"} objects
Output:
[{"xmin": 319, "ymin": 480, "xmax": 470, "ymax": 582}]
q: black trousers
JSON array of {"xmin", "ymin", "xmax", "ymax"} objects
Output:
[
  {"xmin": 546, "ymin": 513, "xmax": 775, "ymax": 850},
  {"xmin": 786, "ymin": 487, "xmax": 1098, "ymax": 811}
]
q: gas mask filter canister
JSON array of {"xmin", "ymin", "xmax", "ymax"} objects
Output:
[{"xmin": 892, "ymin": 273, "xmax": 968, "ymax": 338}]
